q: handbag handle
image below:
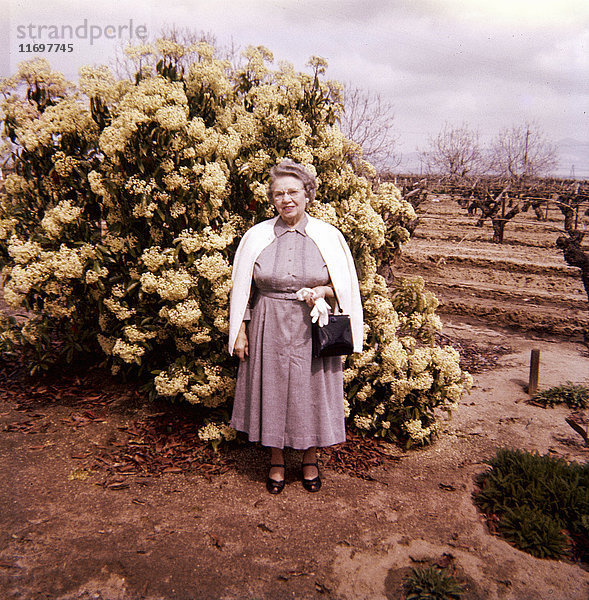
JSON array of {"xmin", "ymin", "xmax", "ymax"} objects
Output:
[{"xmin": 329, "ymin": 283, "xmax": 344, "ymax": 314}]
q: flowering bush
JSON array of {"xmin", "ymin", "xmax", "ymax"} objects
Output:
[{"xmin": 0, "ymin": 43, "xmax": 471, "ymax": 448}]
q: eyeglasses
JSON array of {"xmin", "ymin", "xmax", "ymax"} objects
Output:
[{"xmin": 272, "ymin": 188, "xmax": 305, "ymax": 201}]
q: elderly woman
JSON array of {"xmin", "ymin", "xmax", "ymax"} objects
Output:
[{"xmin": 228, "ymin": 160, "xmax": 363, "ymax": 494}]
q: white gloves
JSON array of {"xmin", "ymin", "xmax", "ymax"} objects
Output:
[
  {"xmin": 310, "ymin": 298, "xmax": 330, "ymax": 327},
  {"xmin": 296, "ymin": 288, "xmax": 330, "ymax": 327}
]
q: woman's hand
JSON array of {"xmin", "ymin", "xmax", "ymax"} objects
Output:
[
  {"xmin": 234, "ymin": 321, "xmax": 249, "ymax": 361},
  {"xmin": 305, "ymin": 285, "xmax": 334, "ymax": 308}
]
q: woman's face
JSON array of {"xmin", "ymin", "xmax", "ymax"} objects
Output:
[{"xmin": 270, "ymin": 175, "xmax": 308, "ymax": 227}]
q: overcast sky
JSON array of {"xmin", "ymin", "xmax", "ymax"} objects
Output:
[{"xmin": 2, "ymin": 0, "xmax": 588, "ymax": 175}]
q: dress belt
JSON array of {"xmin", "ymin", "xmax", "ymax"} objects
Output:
[{"xmin": 257, "ymin": 290, "xmax": 300, "ymax": 300}]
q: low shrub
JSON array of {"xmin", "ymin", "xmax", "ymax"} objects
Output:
[
  {"xmin": 0, "ymin": 42, "xmax": 471, "ymax": 448},
  {"xmin": 497, "ymin": 505, "xmax": 568, "ymax": 559},
  {"xmin": 402, "ymin": 566, "xmax": 464, "ymax": 600},
  {"xmin": 473, "ymin": 448, "xmax": 589, "ymax": 561},
  {"xmin": 532, "ymin": 382, "xmax": 589, "ymax": 409}
]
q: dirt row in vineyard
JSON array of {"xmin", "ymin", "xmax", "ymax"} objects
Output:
[{"xmin": 394, "ymin": 195, "xmax": 589, "ymax": 340}]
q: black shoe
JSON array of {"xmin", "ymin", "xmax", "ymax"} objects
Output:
[
  {"xmin": 266, "ymin": 464, "xmax": 286, "ymax": 494},
  {"xmin": 302, "ymin": 462, "xmax": 321, "ymax": 492}
]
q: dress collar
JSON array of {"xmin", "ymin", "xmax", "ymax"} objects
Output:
[{"xmin": 274, "ymin": 213, "xmax": 308, "ymax": 237}]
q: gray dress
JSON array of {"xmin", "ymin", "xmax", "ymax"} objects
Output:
[{"xmin": 231, "ymin": 215, "xmax": 346, "ymax": 450}]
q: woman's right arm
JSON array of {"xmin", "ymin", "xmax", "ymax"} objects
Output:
[{"xmin": 234, "ymin": 320, "xmax": 249, "ymax": 362}]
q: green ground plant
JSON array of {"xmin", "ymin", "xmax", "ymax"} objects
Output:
[
  {"xmin": 532, "ymin": 382, "xmax": 589, "ymax": 409},
  {"xmin": 402, "ymin": 566, "xmax": 464, "ymax": 600},
  {"xmin": 473, "ymin": 448, "xmax": 589, "ymax": 561},
  {"xmin": 0, "ymin": 40, "xmax": 471, "ymax": 448}
]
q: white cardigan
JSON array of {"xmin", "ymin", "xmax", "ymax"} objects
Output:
[{"xmin": 228, "ymin": 215, "xmax": 363, "ymax": 355}]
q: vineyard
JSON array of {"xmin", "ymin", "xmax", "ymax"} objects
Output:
[{"xmin": 390, "ymin": 176, "xmax": 589, "ymax": 341}]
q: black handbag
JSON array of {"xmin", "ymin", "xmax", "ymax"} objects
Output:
[{"xmin": 311, "ymin": 290, "xmax": 353, "ymax": 358}]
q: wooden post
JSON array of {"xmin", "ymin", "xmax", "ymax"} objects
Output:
[{"xmin": 528, "ymin": 349, "xmax": 540, "ymax": 395}]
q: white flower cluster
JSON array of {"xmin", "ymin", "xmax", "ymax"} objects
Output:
[
  {"xmin": 3, "ymin": 242, "xmax": 88, "ymax": 309},
  {"xmin": 124, "ymin": 43, "xmax": 155, "ymax": 61},
  {"xmin": 154, "ymin": 367, "xmax": 190, "ymax": 397},
  {"xmin": 404, "ymin": 419, "xmax": 440, "ymax": 444},
  {"xmin": 212, "ymin": 279, "xmax": 232, "ymax": 304},
  {"xmin": 103, "ymin": 297, "xmax": 136, "ymax": 321},
  {"xmin": 112, "ymin": 338, "xmax": 145, "ymax": 364},
  {"xmin": 52, "ymin": 245, "xmax": 84, "ymax": 279},
  {"xmin": 132, "ymin": 198, "xmax": 158, "ymax": 219},
  {"xmin": 354, "ymin": 415, "xmax": 374, "ymax": 430},
  {"xmin": 174, "ymin": 220, "xmax": 238, "ymax": 255},
  {"xmin": 7, "ymin": 237, "xmax": 42, "ymax": 264},
  {"xmin": 187, "ymin": 51, "xmax": 233, "ymax": 98},
  {"xmin": 199, "ymin": 162, "xmax": 229, "ymax": 219},
  {"xmin": 343, "ymin": 368, "xmax": 356, "ymax": 385},
  {"xmin": 41, "ymin": 200, "xmax": 82, "ymax": 238},
  {"xmin": 125, "ymin": 175, "xmax": 156, "ymax": 196},
  {"xmin": 197, "ymin": 421, "xmax": 236, "ymax": 445},
  {"xmin": 154, "ymin": 269, "xmax": 194, "ymax": 301},
  {"xmin": 11, "ymin": 57, "xmax": 69, "ymax": 96},
  {"xmin": 307, "ymin": 202, "xmax": 338, "ymax": 226},
  {"xmin": 213, "ymin": 313, "xmax": 229, "ymax": 334},
  {"xmin": 141, "ymin": 246, "xmax": 175, "ymax": 272},
  {"xmin": 78, "ymin": 65, "xmax": 121, "ymax": 104},
  {"xmin": 169, "ymin": 201, "xmax": 187, "ymax": 218},
  {"xmin": 87, "ymin": 170, "xmax": 107, "ymax": 197},
  {"xmin": 0, "ymin": 218, "xmax": 17, "ymax": 240},
  {"xmin": 187, "ymin": 116, "xmax": 206, "ymax": 141},
  {"xmin": 139, "ymin": 272, "xmax": 158, "ymax": 294},
  {"xmin": 162, "ymin": 171, "xmax": 188, "ymax": 192},
  {"xmin": 408, "ymin": 347, "xmax": 431, "ymax": 374},
  {"xmin": 183, "ymin": 364, "xmax": 234, "ymax": 406},
  {"xmin": 52, "ymin": 151, "xmax": 79, "ymax": 178},
  {"xmin": 159, "ymin": 298, "xmax": 202, "ymax": 329},
  {"xmin": 195, "ymin": 254, "xmax": 231, "ymax": 282},
  {"xmin": 315, "ymin": 126, "xmax": 345, "ymax": 162},
  {"xmin": 217, "ymin": 128, "xmax": 242, "ymax": 161},
  {"xmin": 431, "ymin": 346, "xmax": 463, "ymax": 381},
  {"xmin": 124, "ymin": 325, "xmax": 157, "ymax": 343},
  {"xmin": 99, "ymin": 78, "xmax": 187, "ymax": 158},
  {"xmin": 372, "ymin": 182, "xmax": 417, "ymax": 222},
  {"xmin": 355, "ymin": 383, "xmax": 373, "ymax": 402},
  {"xmin": 85, "ymin": 267, "xmax": 109, "ymax": 285},
  {"xmin": 155, "ymin": 105, "xmax": 188, "ymax": 130},
  {"xmin": 190, "ymin": 327, "xmax": 212, "ymax": 345},
  {"xmin": 155, "ymin": 38, "xmax": 186, "ymax": 58},
  {"xmin": 18, "ymin": 97, "xmax": 97, "ymax": 153}
]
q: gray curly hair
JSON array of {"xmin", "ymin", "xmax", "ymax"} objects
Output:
[{"xmin": 267, "ymin": 159, "xmax": 317, "ymax": 203}]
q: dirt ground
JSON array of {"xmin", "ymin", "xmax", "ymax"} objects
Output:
[
  {"xmin": 395, "ymin": 195, "xmax": 589, "ymax": 340},
  {"xmin": 1, "ymin": 195, "xmax": 589, "ymax": 599},
  {"xmin": 0, "ymin": 316, "xmax": 588, "ymax": 600}
]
